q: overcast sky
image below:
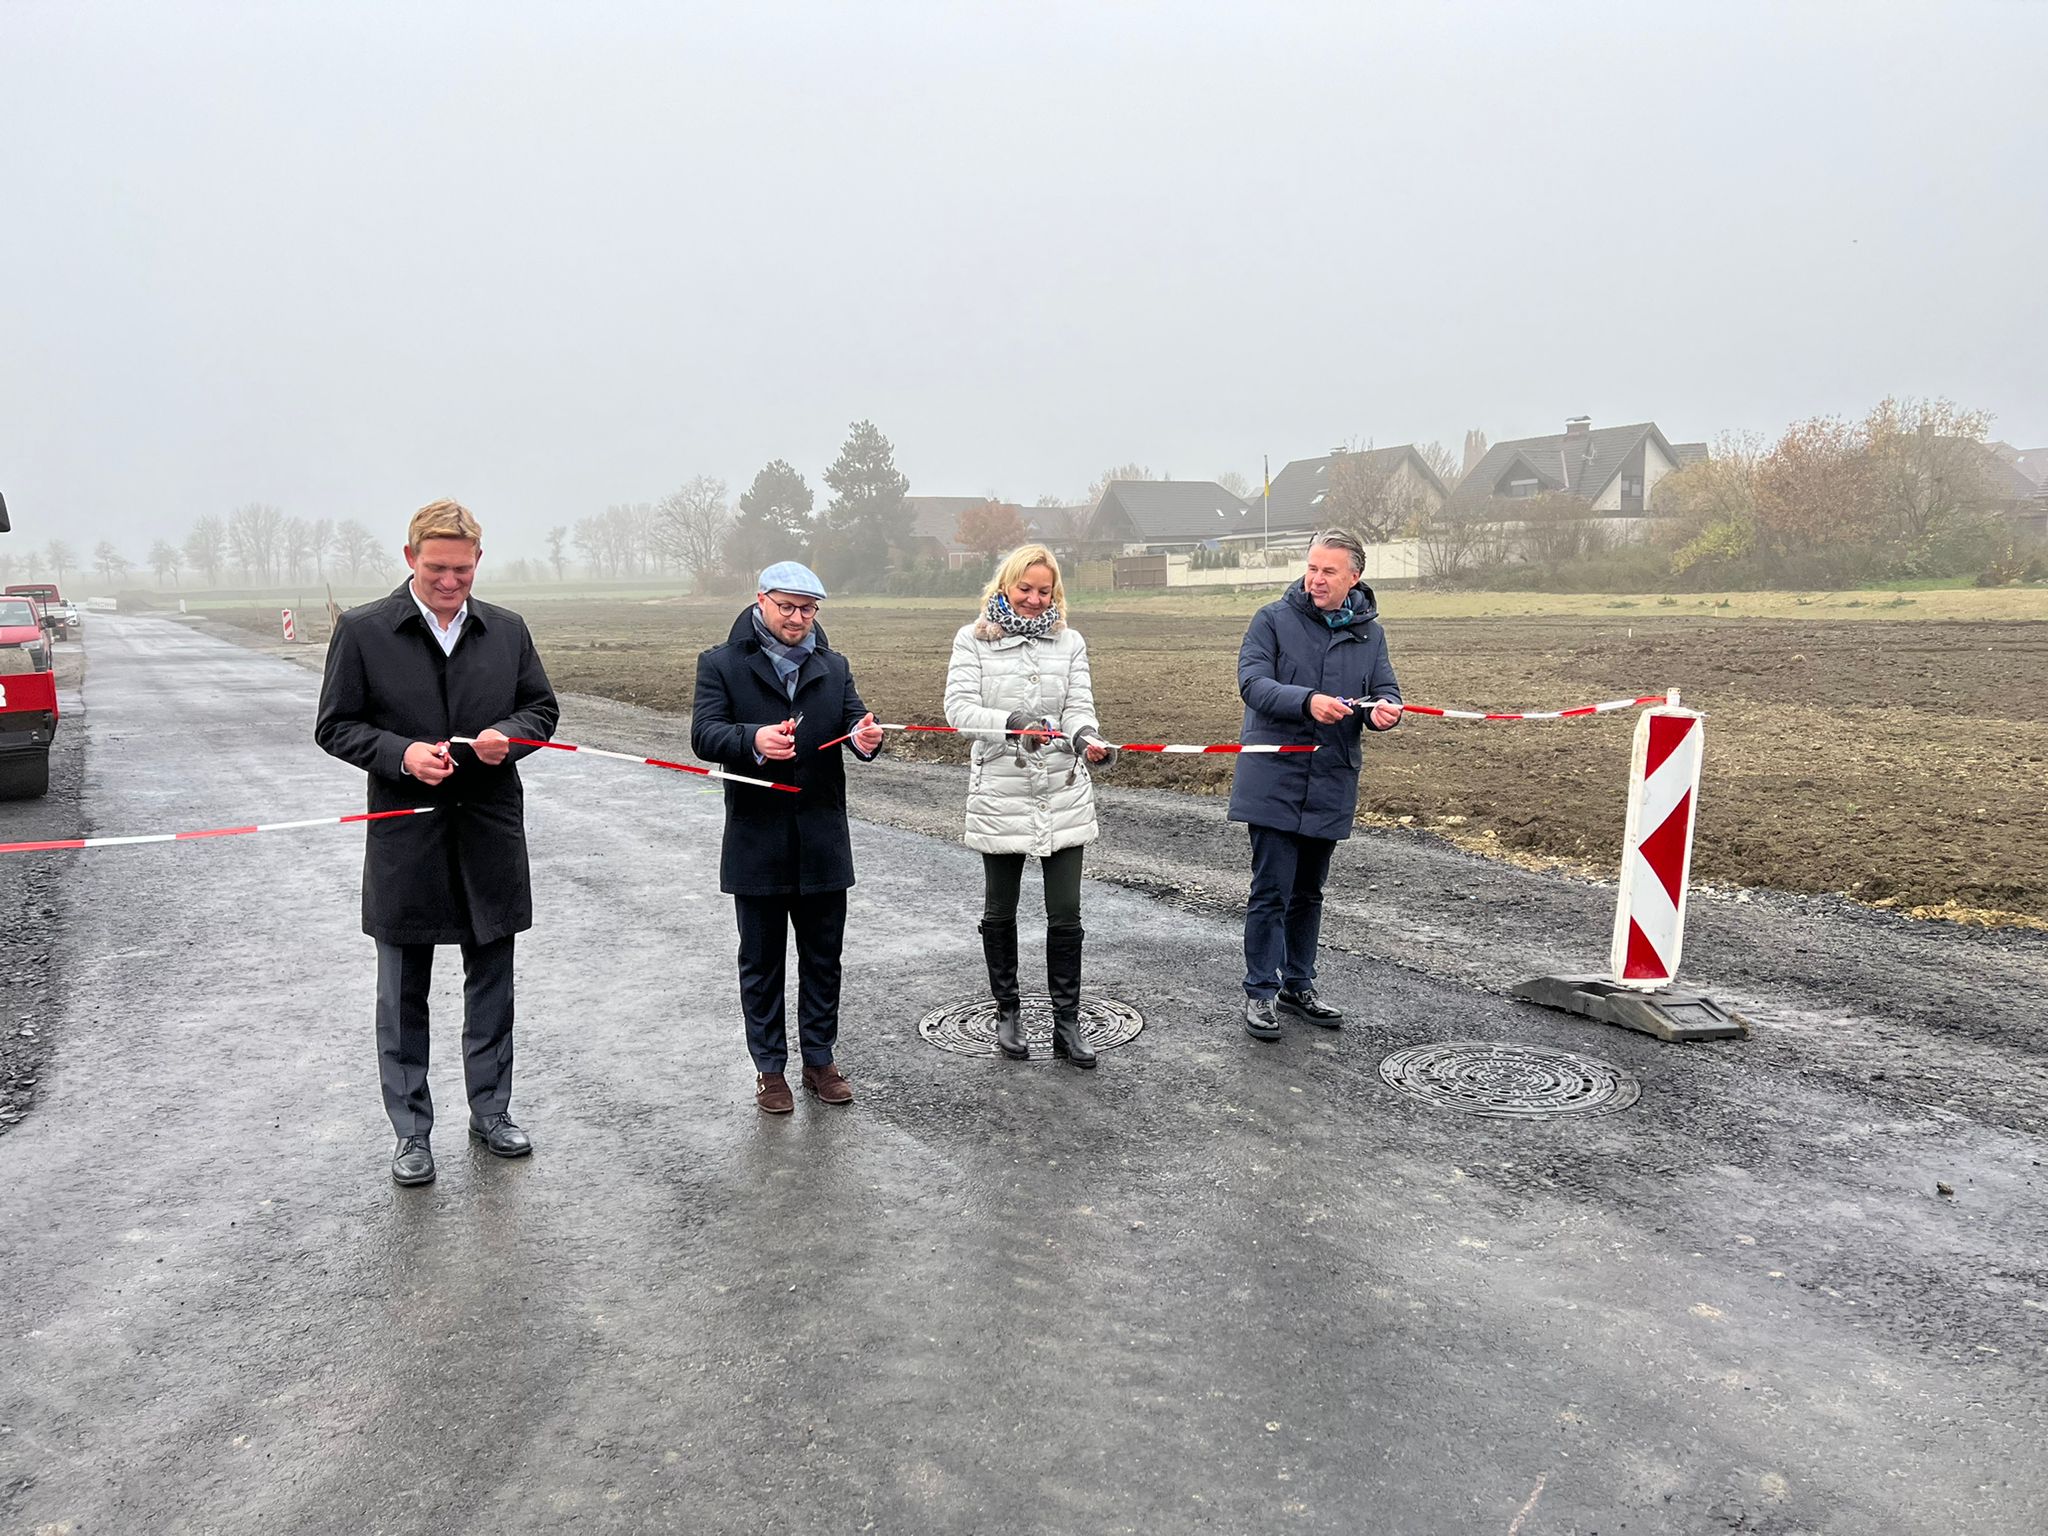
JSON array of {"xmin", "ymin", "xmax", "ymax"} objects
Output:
[{"xmin": 4, "ymin": 0, "xmax": 2044, "ymax": 558}]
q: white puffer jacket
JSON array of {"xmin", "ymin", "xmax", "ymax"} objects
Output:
[{"xmin": 944, "ymin": 618, "xmax": 1105, "ymax": 856}]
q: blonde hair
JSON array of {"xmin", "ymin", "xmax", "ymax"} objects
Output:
[
  {"xmin": 408, "ymin": 498, "xmax": 483, "ymax": 552},
  {"xmin": 981, "ymin": 544, "xmax": 1065, "ymax": 610}
]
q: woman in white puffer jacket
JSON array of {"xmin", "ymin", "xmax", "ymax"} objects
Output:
[{"xmin": 944, "ymin": 544, "xmax": 1118, "ymax": 1067}]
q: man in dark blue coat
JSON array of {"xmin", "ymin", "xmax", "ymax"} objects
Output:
[
  {"xmin": 1227, "ymin": 529, "xmax": 1403, "ymax": 1041},
  {"xmin": 691, "ymin": 562, "xmax": 885, "ymax": 1113},
  {"xmin": 315, "ymin": 499, "xmax": 559, "ymax": 1185}
]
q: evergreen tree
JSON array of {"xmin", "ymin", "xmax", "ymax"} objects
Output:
[
  {"xmin": 726, "ymin": 458, "xmax": 816, "ymax": 577},
  {"xmin": 817, "ymin": 421, "xmax": 910, "ymax": 587}
]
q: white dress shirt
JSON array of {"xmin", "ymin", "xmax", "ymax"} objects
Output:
[{"xmin": 409, "ymin": 584, "xmax": 469, "ymax": 656}]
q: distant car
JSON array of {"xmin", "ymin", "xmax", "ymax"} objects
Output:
[{"xmin": 48, "ymin": 600, "xmax": 82, "ymax": 636}]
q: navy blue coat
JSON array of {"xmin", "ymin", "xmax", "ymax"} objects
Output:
[
  {"xmin": 314, "ymin": 582, "xmax": 560, "ymax": 945},
  {"xmin": 690, "ymin": 608, "xmax": 878, "ymax": 897},
  {"xmin": 1226, "ymin": 580, "xmax": 1401, "ymax": 841}
]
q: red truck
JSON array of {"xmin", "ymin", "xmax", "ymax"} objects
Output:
[{"xmin": 0, "ymin": 592, "xmax": 58, "ymax": 797}]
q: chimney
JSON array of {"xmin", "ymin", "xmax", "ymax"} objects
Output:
[{"xmin": 1564, "ymin": 416, "xmax": 1591, "ymax": 438}]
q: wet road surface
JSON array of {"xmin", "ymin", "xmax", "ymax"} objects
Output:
[{"xmin": 2, "ymin": 616, "xmax": 2043, "ymax": 1535}]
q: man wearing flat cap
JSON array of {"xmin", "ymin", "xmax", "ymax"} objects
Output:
[{"xmin": 691, "ymin": 562, "xmax": 886, "ymax": 1113}]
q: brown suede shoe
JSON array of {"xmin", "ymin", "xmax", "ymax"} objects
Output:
[
  {"xmin": 755, "ymin": 1072, "xmax": 794, "ymax": 1114},
  {"xmin": 801, "ymin": 1063, "xmax": 854, "ymax": 1105}
]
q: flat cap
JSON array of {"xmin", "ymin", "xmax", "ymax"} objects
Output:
[{"xmin": 756, "ymin": 561, "xmax": 827, "ymax": 600}]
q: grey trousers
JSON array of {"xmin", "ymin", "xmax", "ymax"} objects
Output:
[{"xmin": 374, "ymin": 935, "xmax": 516, "ymax": 1138}]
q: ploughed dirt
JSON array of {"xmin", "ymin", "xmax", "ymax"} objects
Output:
[{"xmin": 219, "ymin": 596, "xmax": 2048, "ymax": 921}]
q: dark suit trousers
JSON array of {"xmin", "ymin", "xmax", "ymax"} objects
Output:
[
  {"xmin": 733, "ymin": 892, "xmax": 847, "ymax": 1074},
  {"xmin": 374, "ymin": 935, "xmax": 516, "ymax": 1137},
  {"xmin": 1243, "ymin": 824, "xmax": 1336, "ymax": 999}
]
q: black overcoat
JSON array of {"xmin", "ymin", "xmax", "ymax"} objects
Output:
[
  {"xmin": 1226, "ymin": 579, "xmax": 1401, "ymax": 841},
  {"xmin": 691, "ymin": 608, "xmax": 877, "ymax": 897},
  {"xmin": 314, "ymin": 582, "xmax": 559, "ymax": 944}
]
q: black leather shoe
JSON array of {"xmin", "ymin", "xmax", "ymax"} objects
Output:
[
  {"xmin": 391, "ymin": 1136, "xmax": 435, "ymax": 1185},
  {"xmin": 1277, "ymin": 987, "xmax": 1344, "ymax": 1027},
  {"xmin": 468, "ymin": 1113, "xmax": 533, "ymax": 1158},
  {"xmin": 1244, "ymin": 996, "xmax": 1282, "ymax": 1041}
]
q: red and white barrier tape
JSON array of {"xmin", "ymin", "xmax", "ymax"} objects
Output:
[
  {"xmin": 452, "ymin": 735, "xmax": 799, "ymax": 793},
  {"xmin": 816, "ymin": 722, "xmax": 1312, "ymax": 755},
  {"xmin": 1343, "ymin": 694, "xmax": 1669, "ymax": 721},
  {"xmin": 0, "ymin": 806, "xmax": 433, "ymax": 857}
]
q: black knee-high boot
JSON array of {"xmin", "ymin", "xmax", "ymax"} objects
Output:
[
  {"xmin": 981, "ymin": 918, "xmax": 1026, "ymax": 1059},
  {"xmin": 1046, "ymin": 923, "xmax": 1095, "ymax": 1068}
]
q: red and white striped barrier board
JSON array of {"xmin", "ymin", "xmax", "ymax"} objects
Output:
[
  {"xmin": 1609, "ymin": 694, "xmax": 1704, "ymax": 987},
  {"xmin": 1345, "ymin": 694, "xmax": 1668, "ymax": 721},
  {"xmin": 0, "ymin": 806, "xmax": 433, "ymax": 857},
  {"xmin": 280, "ymin": 608, "xmax": 295, "ymax": 642},
  {"xmin": 453, "ymin": 735, "xmax": 799, "ymax": 794}
]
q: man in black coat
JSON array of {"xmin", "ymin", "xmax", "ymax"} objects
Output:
[
  {"xmin": 314, "ymin": 500, "xmax": 559, "ymax": 1185},
  {"xmin": 691, "ymin": 561, "xmax": 884, "ymax": 1114},
  {"xmin": 1228, "ymin": 529, "xmax": 1402, "ymax": 1042}
]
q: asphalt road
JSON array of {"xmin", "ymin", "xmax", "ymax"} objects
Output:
[{"xmin": 2, "ymin": 615, "xmax": 2042, "ymax": 1535}]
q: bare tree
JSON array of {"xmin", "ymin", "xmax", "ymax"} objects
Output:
[
  {"xmin": 332, "ymin": 518, "xmax": 382, "ymax": 580},
  {"xmin": 1863, "ymin": 396, "xmax": 1998, "ymax": 544},
  {"xmin": 1416, "ymin": 440, "xmax": 1462, "ymax": 493},
  {"xmin": 92, "ymin": 540, "xmax": 131, "ymax": 582},
  {"xmin": 1417, "ymin": 501, "xmax": 1503, "ymax": 584},
  {"xmin": 184, "ymin": 516, "xmax": 227, "ymax": 586},
  {"xmin": 281, "ymin": 517, "xmax": 317, "ymax": 582},
  {"xmin": 655, "ymin": 477, "xmax": 734, "ymax": 587},
  {"xmin": 545, "ymin": 526, "xmax": 567, "ymax": 581},
  {"xmin": 1323, "ymin": 443, "xmax": 1429, "ymax": 545},
  {"xmin": 147, "ymin": 540, "xmax": 183, "ymax": 586},
  {"xmin": 572, "ymin": 516, "xmax": 609, "ymax": 577},
  {"xmin": 228, "ymin": 502, "xmax": 283, "ymax": 582},
  {"xmin": 44, "ymin": 540, "xmax": 77, "ymax": 581},
  {"xmin": 309, "ymin": 518, "xmax": 335, "ymax": 579},
  {"xmin": 1215, "ymin": 470, "xmax": 1253, "ymax": 499},
  {"xmin": 1084, "ymin": 461, "xmax": 1155, "ymax": 503}
]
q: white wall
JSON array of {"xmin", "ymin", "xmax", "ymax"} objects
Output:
[{"xmin": 1161, "ymin": 539, "xmax": 1420, "ymax": 587}]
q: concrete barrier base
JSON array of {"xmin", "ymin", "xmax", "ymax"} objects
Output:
[{"xmin": 1512, "ymin": 973, "xmax": 1750, "ymax": 1043}]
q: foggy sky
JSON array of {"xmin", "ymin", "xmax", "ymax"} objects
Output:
[{"xmin": 5, "ymin": 0, "xmax": 2044, "ymax": 560}]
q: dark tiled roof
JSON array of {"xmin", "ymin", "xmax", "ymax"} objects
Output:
[
  {"xmin": 1261, "ymin": 446, "xmax": 1449, "ymax": 534},
  {"xmin": 1446, "ymin": 422, "xmax": 1681, "ymax": 515},
  {"xmin": 1994, "ymin": 444, "xmax": 2048, "ymax": 490},
  {"xmin": 1672, "ymin": 442, "xmax": 1709, "ymax": 466},
  {"xmin": 1089, "ymin": 481, "xmax": 1254, "ymax": 543}
]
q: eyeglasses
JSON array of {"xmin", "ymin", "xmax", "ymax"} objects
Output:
[{"xmin": 765, "ymin": 596, "xmax": 818, "ymax": 619}]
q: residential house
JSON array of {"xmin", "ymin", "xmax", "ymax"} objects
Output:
[
  {"xmin": 903, "ymin": 495, "xmax": 998, "ymax": 572},
  {"xmin": 1260, "ymin": 445, "xmax": 1451, "ymax": 540},
  {"xmin": 1985, "ymin": 443, "xmax": 2048, "ymax": 540},
  {"xmin": 1086, "ymin": 480, "xmax": 1255, "ymax": 551},
  {"xmin": 1446, "ymin": 418, "xmax": 1701, "ymax": 521}
]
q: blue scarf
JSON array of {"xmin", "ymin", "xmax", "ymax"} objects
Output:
[
  {"xmin": 750, "ymin": 608, "xmax": 817, "ymax": 698},
  {"xmin": 1321, "ymin": 588, "xmax": 1369, "ymax": 629},
  {"xmin": 1287, "ymin": 579, "xmax": 1372, "ymax": 630}
]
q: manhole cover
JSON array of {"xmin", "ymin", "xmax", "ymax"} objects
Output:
[
  {"xmin": 1377, "ymin": 1041, "xmax": 1640, "ymax": 1120},
  {"xmin": 917, "ymin": 995, "xmax": 1145, "ymax": 1061}
]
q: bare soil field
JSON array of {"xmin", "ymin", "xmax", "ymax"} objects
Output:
[{"xmin": 209, "ymin": 593, "xmax": 2048, "ymax": 921}]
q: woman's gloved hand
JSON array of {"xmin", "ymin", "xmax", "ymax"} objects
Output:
[
  {"xmin": 1005, "ymin": 711, "xmax": 1057, "ymax": 752},
  {"xmin": 1072, "ymin": 724, "xmax": 1119, "ymax": 766}
]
